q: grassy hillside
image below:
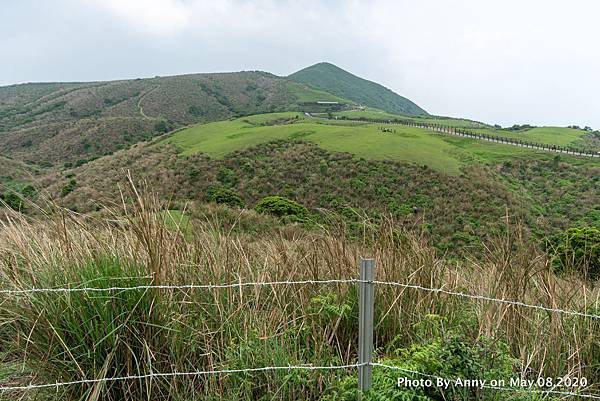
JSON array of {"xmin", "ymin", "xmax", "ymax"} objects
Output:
[
  {"xmin": 288, "ymin": 62, "xmax": 427, "ymax": 115},
  {"xmin": 0, "ymin": 154, "xmax": 39, "ymax": 210},
  {"xmin": 162, "ymin": 112, "xmax": 462, "ymax": 173},
  {"xmin": 332, "ymin": 108, "xmax": 599, "ymax": 152},
  {"xmin": 0, "ymin": 72, "xmax": 350, "ymax": 165},
  {"xmin": 41, "ymin": 135, "xmax": 598, "ymax": 256},
  {"xmin": 0, "ymin": 155, "xmax": 37, "ymax": 183},
  {"xmin": 472, "ymin": 126, "xmax": 590, "ymax": 147},
  {"xmin": 162, "ymin": 112, "xmax": 596, "ymax": 175},
  {"xmin": 285, "ymin": 81, "xmax": 347, "ymax": 103},
  {"xmin": 19, "ymin": 110, "xmax": 597, "ymax": 252},
  {"xmin": 332, "ymin": 108, "xmax": 489, "ymax": 128},
  {"xmin": 2, "ymin": 64, "xmax": 599, "ymax": 401}
]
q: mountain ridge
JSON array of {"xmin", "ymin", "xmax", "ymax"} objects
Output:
[
  {"xmin": 288, "ymin": 62, "xmax": 427, "ymax": 115},
  {"xmin": 0, "ymin": 70, "xmax": 351, "ymax": 166}
]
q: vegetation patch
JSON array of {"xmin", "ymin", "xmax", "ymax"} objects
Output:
[
  {"xmin": 549, "ymin": 226, "xmax": 600, "ymax": 281},
  {"xmin": 254, "ymin": 195, "xmax": 309, "ymax": 221},
  {"xmin": 206, "ymin": 185, "xmax": 245, "ymax": 208}
]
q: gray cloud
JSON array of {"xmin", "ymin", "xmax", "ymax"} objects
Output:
[{"xmin": 2, "ymin": 0, "xmax": 599, "ymax": 127}]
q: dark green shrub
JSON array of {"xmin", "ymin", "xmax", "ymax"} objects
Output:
[
  {"xmin": 1, "ymin": 192, "xmax": 24, "ymax": 211},
  {"xmin": 21, "ymin": 184, "xmax": 37, "ymax": 198},
  {"xmin": 61, "ymin": 179, "xmax": 77, "ymax": 196},
  {"xmin": 187, "ymin": 167, "xmax": 200, "ymax": 180},
  {"xmin": 217, "ymin": 167, "xmax": 238, "ymax": 187},
  {"xmin": 38, "ymin": 160, "xmax": 53, "ymax": 168},
  {"xmin": 254, "ymin": 196, "xmax": 308, "ymax": 221},
  {"xmin": 206, "ymin": 186, "xmax": 245, "ymax": 208},
  {"xmin": 188, "ymin": 105, "xmax": 203, "ymax": 117},
  {"xmin": 153, "ymin": 120, "xmax": 172, "ymax": 133},
  {"xmin": 324, "ymin": 325, "xmax": 528, "ymax": 401}
]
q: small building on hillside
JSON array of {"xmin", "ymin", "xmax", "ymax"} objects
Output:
[{"xmin": 299, "ymin": 101, "xmax": 345, "ymax": 113}]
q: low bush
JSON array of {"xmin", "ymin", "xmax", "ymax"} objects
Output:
[
  {"xmin": 0, "ymin": 192, "xmax": 24, "ymax": 211},
  {"xmin": 61, "ymin": 179, "xmax": 77, "ymax": 196},
  {"xmin": 206, "ymin": 185, "xmax": 245, "ymax": 208},
  {"xmin": 324, "ymin": 319, "xmax": 540, "ymax": 401},
  {"xmin": 254, "ymin": 196, "xmax": 309, "ymax": 221},
  {"xmin": 216, "ymin": 166, "xmax": 239, "ymax": 187}
]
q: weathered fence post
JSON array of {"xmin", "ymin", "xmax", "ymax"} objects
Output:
[{"xmin": 358, "ymin": 257, "xmax": 375, "ymax": 395}]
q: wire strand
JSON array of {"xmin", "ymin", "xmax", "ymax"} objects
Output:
[
  {"xmin": 0, "ymin": 363, "xmax": 364, "ymax": 392},
  {"xmin": 371, "ymin": 280, "xmax": 600, "ymax": 320},
  {"xmin": 1, "ymin": 278, "xmax": 597, "ymax": 320},
  {"xmin": 0, "ymin": 279, "xmax": 359, "ymax": 295}
]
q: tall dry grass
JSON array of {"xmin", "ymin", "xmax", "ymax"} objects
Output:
[{"xmin": 0, "ymin": 183, "xmax": 597, "ymax": 400}]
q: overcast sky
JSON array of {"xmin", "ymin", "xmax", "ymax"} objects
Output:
[{"xmin": 3, "ymin": 0, "xmax": 600, "ymax": 128}]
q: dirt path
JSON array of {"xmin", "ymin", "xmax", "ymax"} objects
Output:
[{"xmin": 137, "ymin": 85, "xmax": 161, "ymax": 119}]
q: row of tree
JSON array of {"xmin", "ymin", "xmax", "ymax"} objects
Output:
[{"xmin": 337, "ymin": 116, "xmax": 598, "ymax": 157}]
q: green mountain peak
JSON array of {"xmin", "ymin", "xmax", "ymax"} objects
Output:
[{"xmin": 288, "ymin": 62, "xmax": 427, "ymax": 115}]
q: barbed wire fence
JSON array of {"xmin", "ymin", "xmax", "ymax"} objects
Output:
[{"xmin": 0, "ymin": 258, "xmax": 598, "ymax": 398}]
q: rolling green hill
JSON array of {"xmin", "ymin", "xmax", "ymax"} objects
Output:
[
  {"xmin": 43, "ymin": 114, "xmax": 598, "ymax": 254},
  {"xmin": 2, "ymin": 59, "xmax": 600, "ymax": 401},
  {"xmin": 288, "ymin": 62, "xmax": 427, "ymax": 115},
  {"xmin": 2, "ymin": 68, "xmax": 598, "ymax": 256},
  {"xmin": 329, "ymin": 108, "xmax": 599, "ymax": 151},
  {"xmin": 161, "ymin": 112, "xmax": 596, "ymax": 175}
]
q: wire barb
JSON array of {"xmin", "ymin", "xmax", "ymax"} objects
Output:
[
  {"xmin": 0, "ymin": 279, "xmax": 360, "ymax": 295},
  {"xmin": 0, "ymin": 363, "xmax": 365, "ymax": 392},
  {"xmin": 371, "ymin": 280, "xmax": 600, "ymax": 320},
  {"xmin": 1, "ymin": 278, "xmax": 597, "ymax": 320}
]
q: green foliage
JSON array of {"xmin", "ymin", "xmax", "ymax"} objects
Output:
[
  {"xmin": 0, "ymin": 192, "xmax": 24, "ymax": 211},
  {"xmin": 61, "ymin": 179, "xmax": 77, "ymax": 196},
  {"xmin": 206, "ymin": 185, "xmax": 245, "ymax": 208},
  {"xmin": 309, "ymin": 292, "xmax": 353, "ymax": 325},
  {"xmin": 153, "ymin": 119, "xmax": 172, "ymax": 133},
  {"xmin": 1, "ymin": 257, "xmax": 171, "ymax": 400},
  {"xmin": 20, "ymin": 184, "xmax": 37, "ymax": 198},
  {"xmin": 254, "ymin": 196, "xmax": 309, "ymax": 221},
  {"xmin": 221, "ymin": 328, "xmax": 340, "ymax": 400},
  {"xmin": 550, "ymin": 227, "xmax": 600, "ymax": 280},
  {"xmin": 288, "ymin": 62, "xmax": 427, "ymax": 115},
  {"xmin": 217, "ymin": 166, "xmax": 239, "ymax": 187},
  {"xmin": 0, "ymin": 184, "xmax": 36, "ymax": 211},
  {"xmin": 188, "ymin": 104, "xmax": 204, "ymax": 117},
  {"xmin": 325, "ymin": 324, "xmax": 538, "ymax": 401}
]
